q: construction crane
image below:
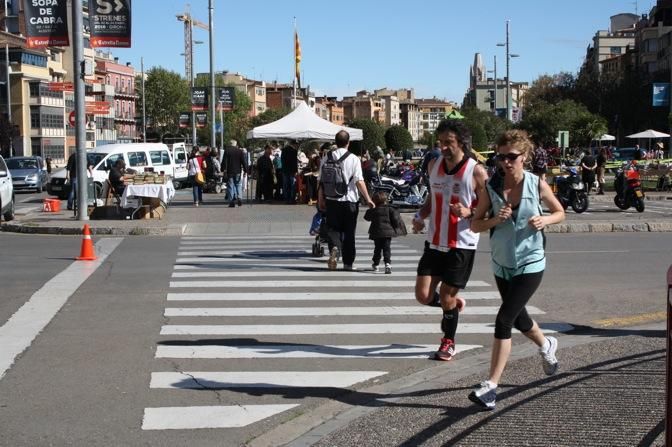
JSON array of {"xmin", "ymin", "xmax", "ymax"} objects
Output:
[{"xmin": 176, "ymin": 5, "xmax": 209, "ymax": 83}]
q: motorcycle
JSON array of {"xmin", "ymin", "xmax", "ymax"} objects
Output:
[
  {"xmin": 614, "ymin": 162, "xmax": 645, "ymax": 212},
  {"xmin": 369, "ymin": 167, "xmax": 428, "ymax": 208},
  {"xmin": 554, "ymin": 167, "xmax": 589, "ymax": 213}
]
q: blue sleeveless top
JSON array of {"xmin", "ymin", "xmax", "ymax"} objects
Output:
[{"xmin": 486, "ymin": 171, "xmax": 546, "ymax": 279}]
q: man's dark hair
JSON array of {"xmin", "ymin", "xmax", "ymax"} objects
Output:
[
  {"xmin": 435, "ymin": 119, "xmax": 471, "ymax": 153},
  {"xmin": 335, "ymin": 130, "xmax": 350, "ymax": 148}
]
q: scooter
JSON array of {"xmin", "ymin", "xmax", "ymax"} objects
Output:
[
  {"xmin": 614, "ymin": 162, "xmax": 645, "ymax": 212},
  {"xmin": 554, "ymin": 167, "xmax": 589, "ymax": 213}
]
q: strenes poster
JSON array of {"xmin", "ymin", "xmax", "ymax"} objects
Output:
[
  {"xmin": 23, "ymin": 0, "xmax": 69, "ymax": 48},
  {"xmin": 88, "ymin": 0, "xmax": 132, "ymax": 48}
]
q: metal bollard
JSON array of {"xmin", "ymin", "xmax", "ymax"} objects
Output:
[{"xmin": 667, "ymin": 265, "xmax": 672, "ymax": 447}]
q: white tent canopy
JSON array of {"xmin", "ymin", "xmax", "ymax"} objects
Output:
[
  {"xmin": 247, "ymin": 102, "xmax": 363, "ymax": 141},
  {"xmin": 595, "ymin": 134, "xmax": 615, "ymax": 141},
  {"xmin": 626, "ymin": 129, "xmax": 670, "ymax": 139}
]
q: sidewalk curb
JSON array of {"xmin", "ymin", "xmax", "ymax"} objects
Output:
[
  {"xmin": 0, "ymin": 222, "xmax": 186, "ymax": 236},
  {"xmin": 247, "ymin": 322, "xmax": 664, "ymax": 447}
]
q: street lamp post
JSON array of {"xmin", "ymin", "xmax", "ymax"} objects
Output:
[
  {"xmin": 497, "ymin": 20, "xmax": 519, "ymax": 122},
  {"xmin": 487, "ymin": 55, "xmax": 497, "ymax": 116},
  {"xmin": 208, "ymin": 0, "xmax": 216, "ymax": 149}
]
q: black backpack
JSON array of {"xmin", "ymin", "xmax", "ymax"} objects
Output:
[{"xmin": 320, "ymin": 150, "xmax": 352, "ymax": 199}]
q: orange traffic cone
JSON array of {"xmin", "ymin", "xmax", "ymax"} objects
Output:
[{"xmin": 76, "ymin": 224, "xmax": 97, "ymax": 261}]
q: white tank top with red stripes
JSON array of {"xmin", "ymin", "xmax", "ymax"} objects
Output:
[{"xmin": 426, "ymin": 156, "xmax": 480, "ymax": 252}]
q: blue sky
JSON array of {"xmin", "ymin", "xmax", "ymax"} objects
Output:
[{"xmin": 113, "ymin": 0, "xmax": 654, "ymax": 103}]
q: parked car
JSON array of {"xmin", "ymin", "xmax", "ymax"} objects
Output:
[
  {"xmin": 0, "ymin": 154, "xmax": 15, "ymax": 221},
  {"xmin": 6, "ymin": 156, "xmax": 48, "ymax": 193}
]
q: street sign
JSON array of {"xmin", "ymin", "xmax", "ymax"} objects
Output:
[
  {"xmin": 23, "ymin": 0, "xmax": 70, "ymax": 48},
  {"xmin": 85, "ymin": 101, "xmax": 111, "ymax": 115},
  {"xmin": 178, "ymin": 112, "xmax": 191, "ymax": 129},
  {"xmin": 557, "ymin": 131, "xmax": 570, "ymax": 149},
  {"xmin": 68, "ymin": 111, "xmax": 75, "ymax": 127},
  {"xmin": 195, "ymin": 112, "xmax": 207, "ymax": 128},
  {"xmin": 217, "ymin": 87, "xmax": 235, "ymax": 112},
  {"xmin": 191, "ymin": 87, "xmax": 208, "ymax": 111},
  {"xmin": 49, "ymin": 82, "xmax": 74, "ymax": 92},
  {"xmin": 88, "ymin": 0, "xmax": 132, "ymax": 48}
]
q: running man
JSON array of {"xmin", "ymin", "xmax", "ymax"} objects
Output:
[{"xmin": 412, "ymin": 119, "xmax": 488, "ymax": 361}]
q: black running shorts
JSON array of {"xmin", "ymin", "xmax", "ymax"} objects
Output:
[{"xmin": 416, "ymin": 241, "xmax": 476, "ymax": 289}]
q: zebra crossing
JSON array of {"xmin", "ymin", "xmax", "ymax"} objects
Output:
[{"xmin": 142, "ymin": 235, "xmax": 571, "ymax": 432}]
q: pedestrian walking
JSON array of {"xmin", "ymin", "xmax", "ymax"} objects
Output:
[
  {"xmin": 256, "ymin": 144, "xmax": 275, "ymax": 202},
  {"xmin": 411, "ymin": 119, "xmax": 488, "ymax": 361},
  {"xmin": 66, "ymin": 152, "xmax": 93, "ymax": 210},
  {"xmin": 187, "ymin": 151, "xmax": 203, "ymax": 206},
  {"xmin": 468, "ymin": 129, "xmax": 565, "ymax": 411},
  {"xmin": 581, "ymin": 151, "xmax": 597, "ymax": 195},
  {"xmin": 596, "ymin": 147, "xmax": 607, "ymax": 195},
  {"xmin": 318, "ymin": 130, "xmax": 375, "ymax": 271},
  {"xmin": 223, "ymin": 140, "xmax": 248, "ymax": 207},
  {"xmin": 364, "ymin": 191, "xmax": 407, "ymax": 274},
  {"xmin": 531, "ymin": 145, "xmax": 548, "ymax": 183},
  {"xmin": 282, "ymin": 140, "xmax": 299, "ymax": 204}
]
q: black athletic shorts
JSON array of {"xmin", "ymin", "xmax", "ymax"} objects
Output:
[{"xmin": 416, "ymin": 241, "xmax": 476, "ymax": 289}]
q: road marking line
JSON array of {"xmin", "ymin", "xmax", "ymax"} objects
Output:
[
  {"xmin": 168, "ymin": 280, "xmax": 491, "ymax": 288},
  {"xmin": 546, "ymin": 250, "xmax": 629, "ymax": 254},
  {"xmin": 166, "ymin": 291, "xmax": 499, "ymax": 301},
  {"xmin": 171, "ymin": 271, "xmax": 421, "ymax": 278},
  {"xmin": 155, "ymin": 344, "xmax": 483, "ymax": 359},
  {"xmin": 163, "ymin": 306, "xmax": 543, "ymax": 317},
  {"xmin": 592, "ymin": 311, "xmax": 667, "ymax": 328},
  {"xmin": 181, "ymin": 235, "xmax": 362, "ymax": 240},
  {"xmin": 0, "ymin": 238, "xmax": 123, "ymax": 380},
  {"xmin": 173, "ymin": 263, "xmax": 423, "ymax": 269},
  {"xmin": 149, "ymin": 371, "xmax": 387, "ymax": 389},
  {"xmin": 160, "ymin": 322, "xmax": 573, "ymax": 335},
  {"xmin": 176, "ymin": 255, "xmax": 425, "ymax": 262},
  {"xmin": 177, "ymin": 249, "xmax": 418, "ymax": 256},
  {"xmin": 142, "ymin": 405, "xmax": 299, "ymax": 430}
]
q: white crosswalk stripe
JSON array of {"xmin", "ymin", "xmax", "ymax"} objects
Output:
[
  {"xmin": 160, "ymin": 323, "xmax": 571, "ymax": 336},
  {"xmin": 163, "ymin": 306, "xmax": 544, "ymax": 317},
  {"xmin": 166, "ymin": 291, "xmax": 502, "ymax": 301},
  {"xmin": 144, "ymin": 235, "xmax": 572, "ymax": 432},
  {"xmin": 155, "ymin": 344, "xmax": 483, "ymax": 359}
]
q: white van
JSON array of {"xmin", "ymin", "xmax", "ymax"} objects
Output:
[
  {"xmin": 48, "ymin": 143, "xmax": 182, "ymax": 199},
  {"xmin": 167, "ymin": 142, "xmax": 189, "ymax": 188}
]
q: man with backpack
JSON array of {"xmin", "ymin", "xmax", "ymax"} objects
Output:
[{"xmin": 318, "ymin": 130, "xmax": 375, "ymax": 271}]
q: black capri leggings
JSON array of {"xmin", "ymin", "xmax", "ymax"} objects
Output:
[{"xmin": 494, "ymin": 271, "xmax": 544, "ymax": 339}]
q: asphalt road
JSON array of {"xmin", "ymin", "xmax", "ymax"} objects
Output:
[{"xmin": 0, "ymin": 231, "xmax": 669, "ymax": 446}]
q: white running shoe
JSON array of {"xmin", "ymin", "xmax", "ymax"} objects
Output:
[{"xmin": 540, "ymin": 336, "xmax": 559, "ymax": 375}]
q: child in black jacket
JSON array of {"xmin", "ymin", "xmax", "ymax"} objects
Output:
[{"xmin": 364, "ymin": 192, "xmax": 407, "ymax": 274}]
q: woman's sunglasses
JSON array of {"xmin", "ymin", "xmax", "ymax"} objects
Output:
[{"xmin": 496, "ymin": 153, "xmax": 523, "ymax": 162}]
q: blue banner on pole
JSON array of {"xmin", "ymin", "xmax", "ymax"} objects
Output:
[{"xmin": 653, "ymin": 83, "xmax": 670, "ymax": 107}]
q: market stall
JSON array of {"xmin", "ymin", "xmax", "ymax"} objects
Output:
[{"xmin": 120, "ymin": 173, "xmax": 175, "ymax": 219}]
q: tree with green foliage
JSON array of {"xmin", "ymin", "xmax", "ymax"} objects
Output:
[
  {"xmin": 418, "ymin": 131, "xmax": 436, "ymax": 148},
  {"xmin": 384, "ymin": 125, "xmax": 413, "ymax": 153},
  {"xmin": 519, "ymin": 99, "xmax": 607, "ymax": 147},
  {"xmin": 346, "ymin": 118, "xmax": 385, "ymax": 156},
  {"xmin": 136, "ymin": 67, "xmax": 190, "ymax": 138},
  {"xmin": 461, "ymin": 107, "xmax": 510, "ymax": 149}
]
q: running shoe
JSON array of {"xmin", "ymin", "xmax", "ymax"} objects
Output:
[
  {"xmin": 372, "ymin": 264, "xmax": 379, "ymax": 272},
  {"xmin": 343, "ymin": 264, "xmax": 356, "ymax": 271},
  {"xmin": 540, "ymin": 336, "xmax": 559, "ymax": 375},
  {"xmin": 384, "ymin": 263, "xmax": 392, "ymax": 274},
  {"xmin": 327, "ymin": 247, "xmax": 338, "ymax": 271},
  {"xmin": 433, "ymin": 338, "xmax": 456, "ymax": 361},
  {"xmin": 468, "ymin": 381, "xmax": 497, "ymax": 410}
]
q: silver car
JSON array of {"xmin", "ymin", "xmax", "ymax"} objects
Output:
[{"xmin": 6, "ymin": 156, "xmax": 49, "ymax": 193}]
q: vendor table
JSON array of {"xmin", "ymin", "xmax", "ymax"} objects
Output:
[{"xmin": 121, "ymin": 182, "xmax": 176, "ymax": 219}]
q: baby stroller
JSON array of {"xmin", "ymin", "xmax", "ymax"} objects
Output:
[{"xmin": 309, "ymin": 211, "xmax": 330, "ymax": 257}]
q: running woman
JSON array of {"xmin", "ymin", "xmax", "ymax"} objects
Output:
[{"xmin": 468, "ymin": 130, "xmax": 565, "ymax": 410}]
